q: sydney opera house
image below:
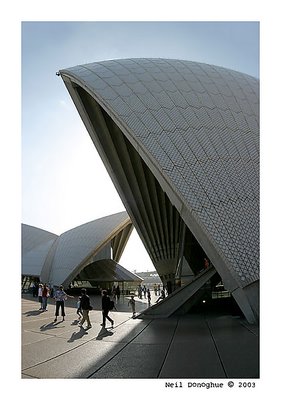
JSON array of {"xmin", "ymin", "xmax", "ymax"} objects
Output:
[
  {"xmin": 22, "ymin": 211, "xmax": 142, "ymax": 291},
  {"xmin": 56, "ymin": 58, "xmax": 259, "ymax": 324}
]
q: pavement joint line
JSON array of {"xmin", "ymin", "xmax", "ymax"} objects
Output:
[
  {"xmin": 156, "ymin": 316, "xmax": 180, "ymax": 378},
  {"xmin": 22, "ymin": 372, "xmax": 39, "ymax": 379},
  {"xmin": 22, "ymin": 330, "xmax": 60, "ymax": 342},
  {"xmin": 204, "ymin": 316, "xmax": 228, "ymax": 378},
  {"xmin": 86, "ymin": 319, "xmax": 154, "ymax": 378},
  {"xmin": 22, "ymin": 316, "xmax": 148, "ymax": 373},
  {"xmin": 22, "ymin": 316, "xmax": 58, "ymax": 324}
]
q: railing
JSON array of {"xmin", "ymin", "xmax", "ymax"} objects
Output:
[{"xmin": 212, "ymin": 290, "xmax": 231, "ymax": 299}]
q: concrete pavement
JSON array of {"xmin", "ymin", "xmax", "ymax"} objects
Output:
[{"xmin": 22, "ymin": 293, "xmax": 259, "ymax": 379}]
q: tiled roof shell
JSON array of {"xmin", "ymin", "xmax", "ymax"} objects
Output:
[
  {"xmin": 48, "ymin": 212, "xmax": 131, "ymax": 284},
  {"xmin": 22, "ymin": 211, "xmax": 133, "ymax": 286},
  {"xmin": 60, "ymin": 59, "xmax": 259, "ymax": 287},
  {"xmin": 22, "ymin": 224, "xmax": 58, "ymax": 277}
]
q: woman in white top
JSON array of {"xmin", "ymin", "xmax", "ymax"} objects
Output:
[
  {"xmin": 38, "ymin": 284, "xmax": 43, "ymax": 310},
  {"xmin": 53, "ymin": 285, "xmax": 74, "ymax": 322}
]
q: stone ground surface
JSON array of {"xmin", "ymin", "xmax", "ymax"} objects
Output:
[{"xmin": 22, "ymin": 293, "xmax": 259, "ymax": 379}]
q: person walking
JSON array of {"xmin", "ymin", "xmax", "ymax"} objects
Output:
[
  {"xmin": 42, "ymin": 284, "xmax": 50, "ymax": 311},
  {"xmin": 128, "ymin": 295, "xmax": 136, "ymax": 317},
  {"xmin": 101, "ymin": 290, "xmax": 114, "ymax": 328},
  {"xmin": 76, "ymin": 295, "xmax": 83, "ymax": 320},
  {"xmin": 143, "ymin": 285, "xmax": 147, "ymax": 299},
  {"xmin": 153, "ymin": 284, "xmax": 157, "ymax": 296},
  {"xmin": 147, "ymin": 288, "xmax": 151, "ymax": 306},
  {"xmin": 53, "ymin": 285, "xmax": 69, "ymax": 322},
  {"xmin": 156, "ymin": 289, "xmax": 166, "ymax": 304},
  {"xmin": 157, "ymin": 284, "xmax": 161, "ymax": 295},
  {"xmin": 137, "ymin": 284, "xmax": 142, "ymax": 299},
  {"xmin": 78, "ymin": 289, "xmax": 92, "ymax": 329},
  {"xmin": 116, "ymin": 285, "xmax": 120, "ymax": 302}
]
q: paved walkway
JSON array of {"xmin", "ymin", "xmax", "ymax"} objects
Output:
[{"xmin": 22, "ymin": 294, "xmax": 259, "ymax": 379}]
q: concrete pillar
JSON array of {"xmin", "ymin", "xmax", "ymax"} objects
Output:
[{"xmin": 231, "ymin": 286, "xmax": 257, "ymax": 324}]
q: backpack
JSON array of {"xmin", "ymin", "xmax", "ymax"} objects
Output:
[{"xmin": 109, "ymin": 300, "xmax": 115, "ymax": 310}]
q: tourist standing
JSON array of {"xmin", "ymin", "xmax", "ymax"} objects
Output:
[
  {"xmin": 49, "ymin": 283, "xmax": 54, "ymax": 298},
  {"xmin": 38, "ymin": 284, "xmax": 43, "ymax": 310},
  {"xmin": 101, "ymin": 290, "xmax": 114, "ymax": 328},
  {"xmin": 116, "ymin": 285, "xmax": 120, "ymax": 302},
  {"xmin": 112, "ymin": 285, "xmax": 117, "ymax": 302},
  {"xmin": 154, "ymin": 284, "xmax": 157, "ymax": 296},
  {"xmin": 137, "ymin": 284, "xmax": 142, "ymax": 299},
  {"xmin": 204, "ymin": 257, "xmax": 210, "ymax": 269},
  {"xmin": 42, "ymin": 284, "xmax": 49, "ymax": 311},
  {"xmin": 31, "ymin": 282, "xmax": 37, "ymax": 297},
  {"xmin": 53, "ymin": 285, "xmax": 72, "ymax": 322}
]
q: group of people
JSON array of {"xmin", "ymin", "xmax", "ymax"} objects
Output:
[
  {"xmin": 32, "ymin": 283, "xmax": 115, "ymax": 329},
  {"xmin": 136, "ymin": 284, "xmax": 152, "ymax": 302},
  {"xmin": 136, "ymin": 284, "xmax": 165, "ymax": 302},
  {"xmin": 31, "ymin": 281, "xmax": 169, "ymax": 327},
  {"xmin": 153, "ymin": 284, "xmax": 162, "ymax": 296},
  {"xmin": 76, "ymin": 288, "xmax": 114, "ymax": 329},
  {"xmin": 57, "ymin": 287, "xmax": 114, "ymax": 329},
  {"xmin": 37, "ymin": 283, "xmax": 52, "ymax": 311},
  {"xmin": 126, "ymin": 284, "xmax": 167, "ymax": 316}
]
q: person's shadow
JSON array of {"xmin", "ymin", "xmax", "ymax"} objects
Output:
[
  {"xmin": 68, "ymin": 328, "xmax": 89, "ymax": 342},
  {"xmin": 24, "ymin": 310, "xmax": 43, "ymax": 316},
  {"xmin": 40, "ymin": 320, "xmax": 64, "ymax": 331},
  {"xmin": 96, "ymin": 326, "xmax": 114, "ymax": 340}
]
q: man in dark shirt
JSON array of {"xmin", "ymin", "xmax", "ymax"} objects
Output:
[
  {"xmin": 101, "ymin": 290, "xmax": 114, "ymax": 328},
  {"xmin": 78, "ymin": 288, "xmax": 92, "ymax": 329}
]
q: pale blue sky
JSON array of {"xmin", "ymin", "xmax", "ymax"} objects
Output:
[{"xmin": 22, "ymin": 21, "xmax": 259, "ymax": 272}]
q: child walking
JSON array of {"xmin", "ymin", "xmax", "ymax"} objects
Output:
[{"xmin": 76, "ymin": 295, "xmax": 83, "ymax": 320}]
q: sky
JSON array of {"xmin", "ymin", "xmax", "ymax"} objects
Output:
[{"xmin": 21, "ymin": 21, "xmax": 260, "ymax": 273}]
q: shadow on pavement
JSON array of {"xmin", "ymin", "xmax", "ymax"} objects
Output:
[
  {"xmin": 40, "ymin": 321, "xmax": 64, "ymax": 331},
  {"xmin": 71, "ymin": 319, "xmax": 80, "ymax": 326},
  {"xmin": 96, "ymin": 327, "xmax": 114, "ymax": 340},
  {"xmin": 24, "ymin": 310, "xmax": 44, "ymax": 316},
  {"xmin": 68, "ymin": 329, "xmax": 89, "ymax": 342}
]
